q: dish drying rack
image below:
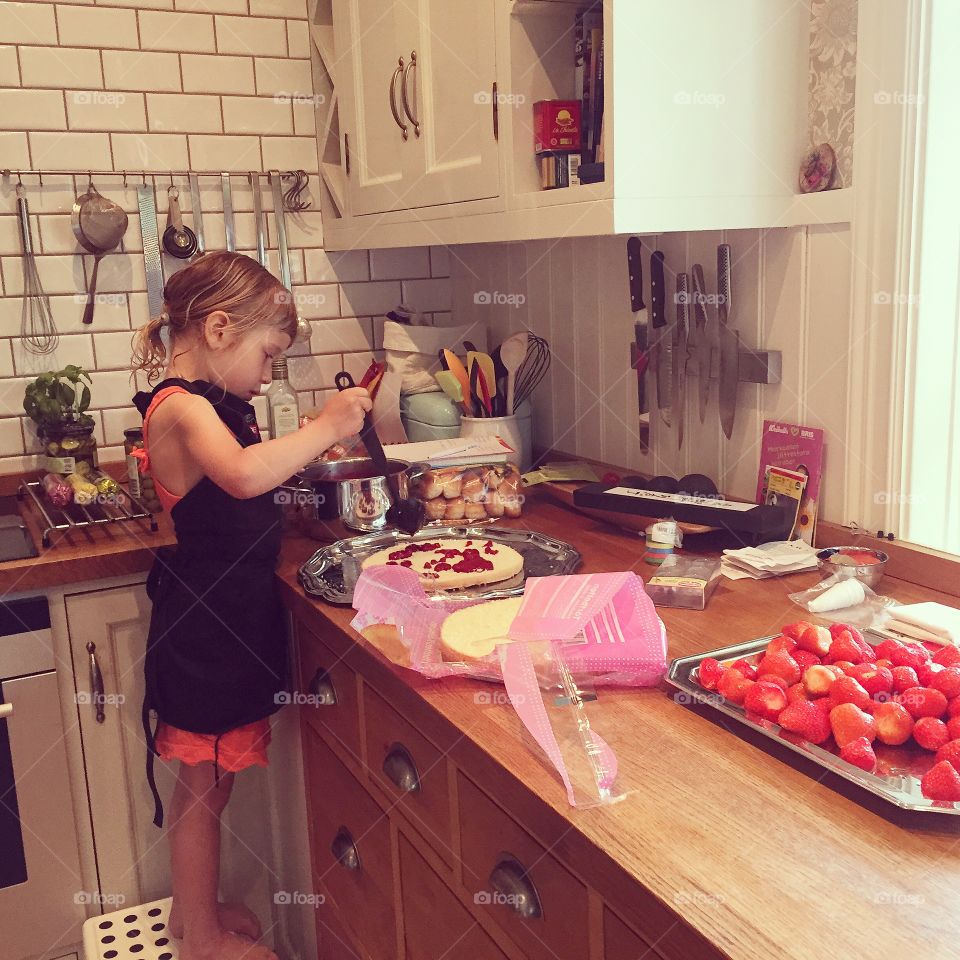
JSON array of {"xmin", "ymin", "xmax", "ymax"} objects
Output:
[{"xmin": 18, "ymin": 472, "xmax": 158, "ymax": 548}]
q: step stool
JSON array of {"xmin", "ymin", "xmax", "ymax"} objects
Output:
[{"xmin": 82, "ymin": 897, "xmax": 177, "ymax": 960}]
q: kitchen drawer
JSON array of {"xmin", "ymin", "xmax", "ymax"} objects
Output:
[
  {"xmin": 604, "ymin": 907, "xmax": 657, "ymax": 960},
  {"xmin": 398, "ymin": 831, "xmax": 509, "ymax": 960},
  {"xmin": 298, "ymin": 624, "xmax": 362, "ymax": 765},
  {"xmin": 604, "ymin": 903, "xmax": 725, "ymax": 960},
  {"xmin": 303, "ymin": 725, "xmax": 397, "ymax": 960},
  {"xmin": 457, "ymin": 773, "xmax": 589, "ymax": 960},
  {"xmin": 312, "ymin": 880, "xmax": 365, "ymax": 960},
  {"xmin": 363, "ymin": 683, "xmax": 454, "ymax": 866}
]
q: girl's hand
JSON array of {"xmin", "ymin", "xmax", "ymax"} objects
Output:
[{"xmin": 317, "ymin": 386, "xmax": 373, "ymax": 441}]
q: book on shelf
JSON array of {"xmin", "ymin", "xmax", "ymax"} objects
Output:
[{"xmin": 538, "ymin": 152, "xmax": 581, "ymax": 190}]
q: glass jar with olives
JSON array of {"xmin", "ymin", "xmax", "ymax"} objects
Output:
[{"xmin": 40, "ymin": 421, "xmax": 98, "ymax": 476}]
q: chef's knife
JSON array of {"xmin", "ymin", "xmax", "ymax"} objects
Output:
[
  {"xmin": 221, "ymin": 173, "xmax": 236, "ymax": 252},
  {"xmin": 673, "ymin": 272, "xmax": 690, "ymax": 450},
  {"xmin": 650, "ymin": 250, "xmax": 672, "ymax": 426},
  {"xmin": 691, "ymin": 263, "xmax": 711, "ymax": 424},
  {"xmin": 717, "ymin": 243, "xmax": 739, "ymax": 439},
  {"xmin": 626, "ymin": 237, "xmax": 650, "ymax": 452}
]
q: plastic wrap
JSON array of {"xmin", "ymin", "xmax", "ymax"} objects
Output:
[
  {"xmin": 41, "ymin": 471, "xmax": 73, "ymax": 508},
  {"xmin": 408, "ymin": 462, "xmax": 523, "ymax": 524},
  {"xmin": 789, "ymin": 572, "xmax": 895, "ymax": 628}
]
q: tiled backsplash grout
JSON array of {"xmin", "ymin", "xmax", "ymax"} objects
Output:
[{"xmin": 0, "ymin": 0, "xmax": 452, "ymax": 475}]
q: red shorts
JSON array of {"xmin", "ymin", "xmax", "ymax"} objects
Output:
[{"xmin": 155, "ymin": 717, "xmax": 272, "ymax": 772}]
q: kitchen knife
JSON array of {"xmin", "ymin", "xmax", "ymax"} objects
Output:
[
  {"xmin": 626, "ymin": 237, "xmax": 650, "ymax": 452},
  {"xmin": 650, "ymin": 250, "xmax": 672, "ymax": 426},
  {"xmin": 673, "ymin": 272, "xmax": 690, "ymax": 450},
  {"xmin": 691, "ymin": 263, "xmax": 711, "ymax": 424},
  {"xmin": 717, "ymin": 243, "xmax": 739, "ymax": 439},
  {"xmin": 221, "ymin": 173, "xmax": 236, "ymax": 252},
  {"xmin": 188, "ymin": 173, "xmax": 205, "ymax": 255}
]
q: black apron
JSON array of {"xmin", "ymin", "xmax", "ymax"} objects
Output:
[{"xmin": 132, "ymin": 378, "xmax": 288, "ymax": 828}]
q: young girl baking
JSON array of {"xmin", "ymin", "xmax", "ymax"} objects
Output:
[{"xmin": 131, "ymin": 251, "xmax": 371, "ymax": 960}]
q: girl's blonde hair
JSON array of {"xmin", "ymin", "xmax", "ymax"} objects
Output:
[{"xmin": 132, "ymin": 251, "xmax": 298, "ymax": 384}]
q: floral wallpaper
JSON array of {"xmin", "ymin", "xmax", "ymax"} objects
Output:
[{"xmin": 808, "ymin": 0, "xmax": 857, "ymax": 186}]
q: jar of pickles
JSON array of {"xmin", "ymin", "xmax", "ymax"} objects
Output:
[
  {"xmin": 40, "ymin": 421, "xmax": 98, "ymax": 475},
  {"xmin": 124, "ymin": 427, "xmax": 162, "ymax": 513}
]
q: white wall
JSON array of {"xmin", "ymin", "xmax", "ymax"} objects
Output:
[{"xmin": 450, "ymin": 222, "xmax": 863, "ymax": 527}]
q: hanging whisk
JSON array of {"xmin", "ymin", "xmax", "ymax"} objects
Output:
[
  {"xmin": 16, "ymin": 183, "xmax": 58, "ymax": 355},
  {"xmin": 514, "ymin": 333, "xmax": 551, "ymax": 408}
]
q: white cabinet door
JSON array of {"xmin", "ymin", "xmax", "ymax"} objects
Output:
[
  {"xmin": 66, "ymin": 583, "xmax": 280, "ymax": 943},
  {"xmin": 400, "ymin": 0, "xmax": 500, "ymax": 209},
  {"xmin": 335, "ymin": 0, "xmax": 411, "ymax": 216}
]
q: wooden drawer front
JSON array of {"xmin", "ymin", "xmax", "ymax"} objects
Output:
[
  {"xmin": 299, "ymin": 624, "xmax": 362, "ymax": 764},
  {"xmin": 364, "ymin": 684, "xmax": 454, "ymax": 866},
  {"xmin": 398, "ymin": 832, "xmax": 510, "ymax": 960},
  {"xmin": 303, "ymin": 726, "xmax": 397, "ymax": 960},
  {"xmin": 457, "ymin": 773, "xmax": 589, "ymax": 960},
  {"xmin": 313, "ymin": 881, "xmax": 365, "ymax": 960},
  {"xmin": 604, "ymin": 904, "xmax": 725, "ymax": 960},
  {"xmin": 604, "ymin": 908, "xmax": 657, "ymax": 960}
]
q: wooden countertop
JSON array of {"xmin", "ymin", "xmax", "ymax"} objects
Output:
[{"xmin": 276, "ymin": 492, "xmax": 960, "ymax": 960}]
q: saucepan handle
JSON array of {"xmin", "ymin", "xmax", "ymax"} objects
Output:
[{"xmin": 335, "ymin": 370, "xmax": 355, "ymax": 392}]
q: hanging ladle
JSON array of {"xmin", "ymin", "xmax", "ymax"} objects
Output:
[
  {"xmin": 162, "ymin": 184, "xmax": 198, "ymax": 259},
  {"xmin": 72, "ymin": 177, "xmax": 128, "ymax": 325}
]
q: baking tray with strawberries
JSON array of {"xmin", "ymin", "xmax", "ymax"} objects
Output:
[{"xmin": 666, "ymin": 632, "xmax": 960, "ymax": 816}]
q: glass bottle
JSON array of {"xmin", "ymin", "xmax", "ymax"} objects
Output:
[{"xmin": 266, "ymin": 357, "xmax": 300, "ymax": 439}]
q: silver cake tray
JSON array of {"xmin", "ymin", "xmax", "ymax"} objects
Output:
[
  {"xmin": 667, "ymin": 636, "xmax": 960, "ymax": 817},
  {"xmin": 298, "ymin": 524, "xmax": 582, "ymax": 605}
]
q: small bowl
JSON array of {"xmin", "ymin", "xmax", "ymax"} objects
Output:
[{"xmin": 816, "ymin": 546, "xmax": 888, "ymax": 589}]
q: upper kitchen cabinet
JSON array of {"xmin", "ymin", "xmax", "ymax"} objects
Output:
[{"xmin": 309, "ymin": 0, "xmax": 853, "ymax": 249}]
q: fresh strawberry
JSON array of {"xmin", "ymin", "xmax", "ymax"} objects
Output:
[
  {"xmin": 874, "ymin": 638, "xmax": 905, "ymax": 661},
  {"xmin": 947, "ymin": 716, "xmax": 960, "ymax": 741},
  {"xmin": 833, "ymin": 661, "xmax": 858, "ymax": 676},
  {"xmin": 804, "ymin": 664, "xmax": 843, "ymax": 696},
  {"xmin": 890, "ymin": 643, "xmax": 931, "ymax": 670},
  {"xmin": 891, "ymin": 666, "xmax": 920, "ymax": 694},
  {"xmin": 827, "ymin": 631, "xmax": 866, "ymax": 665},
  {"xmin": 832, "ymin": 624, "xmax": 876, "ymax": 662},
  {"xmin": 933, "ymin": 644, "xmax": 960, "ymax": 667},
  {"xmin": 789, "ymin": 622, "xmax": 832, "ymax": 657},
  {"xmin": 917, "ymin": 661, "xmax": 945, "ymax": 686},
  {"xmin": 900, "ymin": 686, "xmax": 949, "ymax": 720},
  {"xmin": 778, "ymin": 699, "xmax": 831, "ymax": 744},
  {"xmin": 931, "ymin": 667, "xmax": 960, "ymax": 700},
  {"xmin": 913, "ymin": 717, "xmax": 950, "ymax": 752},
  {"xmin": 757, "ymin": 651, "xmax": 801, "ymax": 685},
  {"xmin": 717, "ymin": 668, "xmax": 755, "ymax": 705},
  {"xmin": 849, "ymin": 663, "xmax": 893, "ymax": 697},
  {"xmin": 758, "ymin": 674, "xmax": 789, "ymax": 693},
  {"xmin": 766, "ymin": 635, "xmax": 798, "ymax": 656},
  {"xmin": 948, "ymin": 697, "xmax": 960, "ymax": 719},
  {"xmin": 873, "ymin": 701, "xmax": 915, "ymax": 745},
  {"xmin": 730, "ymin": 658, "xmax": 759, "ymax": 681},
  {"xmin": 830, "ymin": 703, "xmax": 877, "ymax": 748},
  {"xmin": 936, "ymin": 740, "xmax": 960, "ymax": 772},
  {"xmin": 791, "ymin": 649, "xmax": 822, "ymax": 674},
  {"xmin": 875, "ymin": 658, "xmax": 894, "ymax": 670},
  {"xmin": 921, "ymin": 761, "xmax": 960, "ymax": 802},
  {"xmin": 783, "ymin": 621, "xmax": 814, "ymax": 642},
  {"xmin": 840, "ymin": 736, "xmax": 877, "ymax": 772},
  {"xmin": 698, "ymin": 658, "xmax": 724, "ymax": 691},
  {"xmin": 829, "ymin": 675, "xmax": 872, "ymax": 710},
  {"xmin": 787, "ymin": 682, "xmax": 811, "ymax": 703},
  {"xmin": 743, "ymin": 680, "xmax": 789, "ymax": 721}
]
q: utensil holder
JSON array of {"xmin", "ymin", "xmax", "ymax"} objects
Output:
[{"xmin": 459, "ymin": 409, "xmax": 532, "ymax": 471}]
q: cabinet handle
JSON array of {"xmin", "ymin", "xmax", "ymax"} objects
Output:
[
  {"xmin": 488, "ymin": 855, "xmax": 543, "ymax": 920},
  {"xmin": 401, "ymin": 50, "xmax": 421, "ymax": 138},
  {"xmin": 0, "ymin": 703, "xmax": 12, "ymax": 719},
  {"xmin": 307, "ymin": 667, "xmax": 337, "ymax": 706},
  {"xmin": 86, "ymin": 641, "xmax": 105, "ymax": 724},
  {"xmin": 382, "ymin": 742, "xmax": 420, "ymax": 793},
  {"xmin": 331, "ymin": 826, "xmax": 361, "ymax": 871},
  {"xmin": 389, "ymin": 56, "xmax": 409, "ymax": 141}
]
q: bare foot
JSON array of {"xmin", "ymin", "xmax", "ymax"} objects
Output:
[
  {"xmin": 168, "ymin": 902, "xmax": 262, "ymax": 941},
  {"xmin": 180, "ymin": 930, "xmax": 277, "ymax": 960}
]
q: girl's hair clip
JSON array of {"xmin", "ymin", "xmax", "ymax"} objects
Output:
[{"xmin": 159, "ymin": 310, "xmax": 171, "ymax": 326}]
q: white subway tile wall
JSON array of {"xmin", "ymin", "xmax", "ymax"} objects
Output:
[{"xmin": 0, "ymin": 2, "xmax": 452, "ymax": 475}]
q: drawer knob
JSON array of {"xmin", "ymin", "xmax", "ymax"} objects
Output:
[
  {"xmin": 331, "ymin": 826, "xmax": 361, "ymax": 872},
  {"xmin": 382, "ymin": 742, "xmax": 421, "ymax": 793},
  {"xmin": 308, "ymin": 667, "xmax": 337, "ymax": 706},
  {"xmin": 489, "ymin": 855, "xmax": 543, "ymax": 920}
]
